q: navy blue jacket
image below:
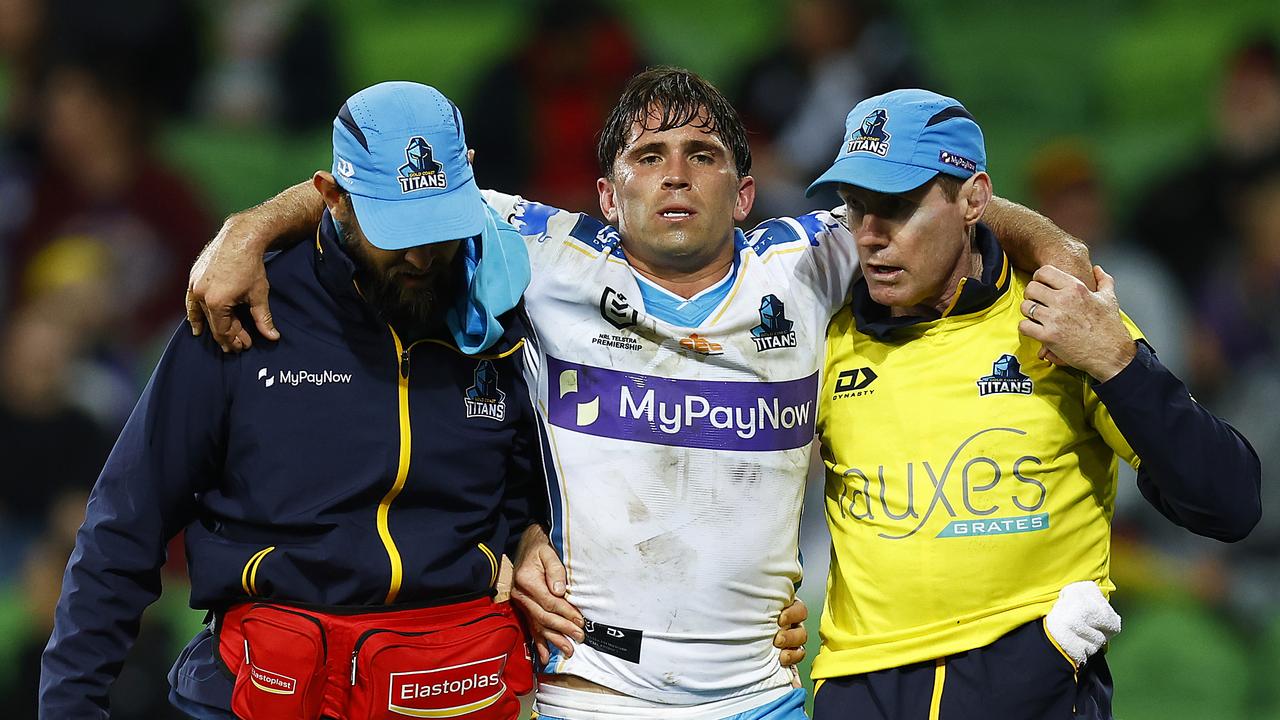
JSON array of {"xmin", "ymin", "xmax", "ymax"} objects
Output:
[{"xmin": 41, "ymin": 216, "xmax": 545, "ymax": 718}]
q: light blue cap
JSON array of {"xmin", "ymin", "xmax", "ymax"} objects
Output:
[
  {"xmin": 332, "ymin": 81, "xmax": 485, "ymax": 250},
  {"xmin": 807, "ymin": 88, "xmax": 986, "ymax": 196}
]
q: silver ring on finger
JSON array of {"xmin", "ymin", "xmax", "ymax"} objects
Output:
[{"xmin": 1028, "ymin": 302, "xmax": 1038, "ymax": 319}]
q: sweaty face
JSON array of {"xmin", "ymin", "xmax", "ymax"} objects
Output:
[
  {"xmin": 599, "ymin": 108, "xmax": 752, "ymax": 274},
  {"xmin": 333, "ymin": 204, "xmax": 462, "ymax": 330},
  {"xmin": 840, "ymin": 179, "xmax": 972, "ymax": 315}
]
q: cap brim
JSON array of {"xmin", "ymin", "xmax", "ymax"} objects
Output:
[
  {"xmin": 348, "ymin": 175, "xmax": 486, "ymax": 250},
  {"xmin": 806, "ymin": 156, "xmax": 939, "ymax": 196}
]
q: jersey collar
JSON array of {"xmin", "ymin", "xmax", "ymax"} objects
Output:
[{"xmin": 630, "ymin": 228, "xmax": 745, "ymax": 328}]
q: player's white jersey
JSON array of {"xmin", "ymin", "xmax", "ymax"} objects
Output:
[{"xmin": 484, "ymin": 191, "xmax": 859, "ymax": 706}]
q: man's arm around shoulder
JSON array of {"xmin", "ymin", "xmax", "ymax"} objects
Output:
[
  {"xmin": 1019, "ymin": 266, "xmax": 1261, "ymax": 541},
  {"xmin": 187, "ymin": 180, "xmax": 324, "ymax": 351},
  {"xmin": 987, "ymin": 196, "xmax": 1094, "ymax": 290}
]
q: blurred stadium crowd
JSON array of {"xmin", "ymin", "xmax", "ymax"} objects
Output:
[{"xmin": 0, "ymin": 1, "xmax": 1277, "ymax": 717}]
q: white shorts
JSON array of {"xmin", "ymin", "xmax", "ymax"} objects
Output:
[{"xmin": 533, "ymin": 683, "xmax": 799, "ymax": 720}]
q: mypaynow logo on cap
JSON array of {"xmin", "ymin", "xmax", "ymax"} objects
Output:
[{"xmin": 547, "ymin": 357, "xmax": 817, "ymax": 451}]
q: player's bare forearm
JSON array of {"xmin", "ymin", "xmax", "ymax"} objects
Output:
[
  {"xmin": 244, "ymin": 180, "xmax": 327, "ymax": 252},
  {"xmin": 985, "ymin": 196, "xmax": 1094, "ymax": 290}
]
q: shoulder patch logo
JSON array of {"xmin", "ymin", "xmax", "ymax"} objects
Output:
[
  {"xmin": 465, "ymin": 360, "xmax": 507, "ymax": 420},
  {"xmin": 976, "ymin": 354, "xmax": 1033, "ymax": 396},
  {"xmin": 846, "ymin": 108, "xmax": 891, "ymax": 157},
  {"xmin": 398, "ymin": 136, "xmax": 448, "ymax": 193},
  {"xmin": 750, "ymin": 295, "xmax": 798, "ymax": 352}
]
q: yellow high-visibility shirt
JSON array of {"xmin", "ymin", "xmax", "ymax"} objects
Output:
[{"xmin": 814, "ymin": 240, "xmax": 1141, "ymax": 679}]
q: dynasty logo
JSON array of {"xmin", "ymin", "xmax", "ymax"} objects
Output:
[
  {"xmin": 465, "ymin": 360, "xmax": 507, "ymax": 421},
  {"xmin": 397, "ymin": 136, "xmax": 448, "ymax": 193},
  {"xmin": 833, "ymin": 367, "xmax": 877, "ymax": 399},
  {"xmin": 750, "ymin": 295, "xmax": 798, "ymax": 352},
  {"xmin": 976, "ymin": 354, "xmax": 1033, "ymax": 396}
]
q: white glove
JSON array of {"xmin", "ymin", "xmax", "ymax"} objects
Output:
[{"xmin": 1044, "ymin": 581, "xmax": 1121, "ymax": 667}]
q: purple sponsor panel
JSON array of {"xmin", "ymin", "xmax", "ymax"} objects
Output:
[{"xmin": 546, "ymin": 357, "xmax": 817, "ymax": 451}]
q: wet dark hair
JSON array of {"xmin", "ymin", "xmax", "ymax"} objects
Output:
[{"xmin": 596, "ymin": 66, "xmax": 751, "ymax": 179}]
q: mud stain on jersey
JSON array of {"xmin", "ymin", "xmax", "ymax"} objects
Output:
[{"xmin": 635, "ymin": 530, "xmax": 693, "ymax": 577}]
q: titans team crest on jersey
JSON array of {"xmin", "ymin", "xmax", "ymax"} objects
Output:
[
  {"xmin": 750, "ymin": 295, "xmax": 798, "ymax": 352},
  {"xmin": 976, "ymin": 354, "xmax": 1033, "ymax": 396},
  {"xmin": 846, "ymin": 108, "xmax": 891, "ymax": 157},
  {"xmin": 398, "ymin": 136, "xmax": 448, "ymax": 192},
  {"xmin": 465, "ymin": 360, "xmax": 507, "ymax": 420}
]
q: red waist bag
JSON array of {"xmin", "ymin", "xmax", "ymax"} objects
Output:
[{"xmin": 217, "ymin": 598, "xmax": 533, "ymax": 720}]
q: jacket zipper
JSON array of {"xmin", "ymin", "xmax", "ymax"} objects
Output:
[
  {"xmin": 377, "ymin": 327, "xmax": 416, "ymax": 604},
  {"xmin": 375, "ymin": 327, "xmax": 521, "ymax": 604}
]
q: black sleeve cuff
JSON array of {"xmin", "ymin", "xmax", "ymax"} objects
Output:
[{"xmin": 1091, "ymin": 339, "xmax": 1157, "ymax": 403}]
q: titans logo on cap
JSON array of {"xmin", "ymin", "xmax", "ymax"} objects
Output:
[
  {"xmin": 398, "ymin": 136, "xmax": 448, "ymax": 193},
  {"xmin": 846, "ymin": 108, "xmax": 891, "ymax": 157}
]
